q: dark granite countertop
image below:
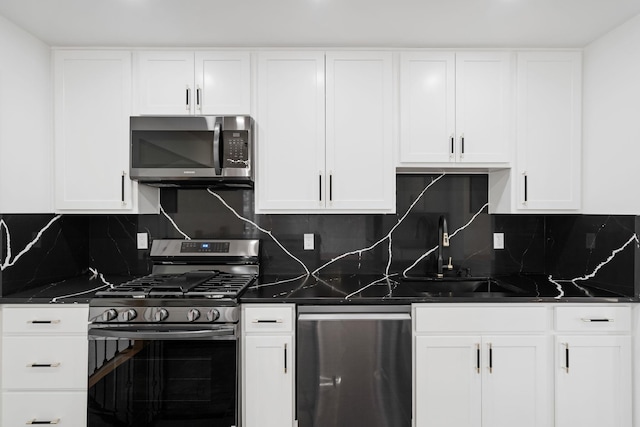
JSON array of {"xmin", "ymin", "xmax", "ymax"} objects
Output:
[
  {"xmin": 2, "ymin": 273, "xmax": 636, "ymax": 305},
  {"xmin": 0, "ymin": 274, "xmax": 135, "ymax": 304},
  {"xmin": 240, "ymin": 273, "xmax": 638, "ymax": 304}
]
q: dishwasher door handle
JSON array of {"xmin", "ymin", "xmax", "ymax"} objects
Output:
[{"xmin": 298, "ymin": 313, "xmax": 411, "ymax": 321}]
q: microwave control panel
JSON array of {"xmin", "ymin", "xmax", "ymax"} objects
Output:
[{"xmin": 222, "ymin": 130, "xmax": 250, "ymax": 168}]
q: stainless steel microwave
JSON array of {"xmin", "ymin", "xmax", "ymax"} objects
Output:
[{"xmin": 130, "ymin": 115, "xmax": 254, "ymax": 187}]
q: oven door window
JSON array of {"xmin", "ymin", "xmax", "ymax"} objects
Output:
[
  {"xmin": 88, "ymin": 338, "xmax": 236, "ymax": 427},
  {"xmin": 131, "ymin": 130, "xmax": 215, "ymax": 168}
]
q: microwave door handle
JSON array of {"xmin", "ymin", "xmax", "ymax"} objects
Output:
[{"xmin": 213, "ymin": 122, "xmax": 222, "ymax": 175}]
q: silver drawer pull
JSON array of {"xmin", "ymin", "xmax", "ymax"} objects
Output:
[
  {"xmin": 581, "ymin": 318, "xmax": 614, "ymax": 322},
  {"xmin": 26, "ymin": 419, "xmax": 60, "ymax": 425},
  {"xmin": 252, "ymin": 318, "xmax": 283, "ymax": 324},
  {"xmin": 28, "ymin": 320, "xmax": 61, "ymax": 324},
  {"xmin": 27, "ymin": 363, "xmax": 61, "ymax": 368}
]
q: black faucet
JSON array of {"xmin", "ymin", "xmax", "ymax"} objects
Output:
[{"xmin": 436, "ymin": 215, "xmax": 451, "ymax": 278}]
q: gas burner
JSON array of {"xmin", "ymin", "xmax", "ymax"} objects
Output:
[{"xmin": 96, "ymin": 270, "xmax": 256, "ymax": 299}]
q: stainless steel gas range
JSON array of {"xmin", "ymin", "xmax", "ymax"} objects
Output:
[{"xmin": 87, "ymin": 238, "xmax": 259, "ymax": 427}]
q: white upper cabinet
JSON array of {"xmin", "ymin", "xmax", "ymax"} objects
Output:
[
  {"xmin": 134, "ymin": 51, "xmax": 251, "ymax": 115},
  {"xmin": 325, "ymin": 51, "xmax": 394, "ymax": 211},
  {"xmin": 53, "ymin": 50, "xmax": 158, "ymax": 213},
  {"xmin": 455, "ymin": 52, "xmax": 512, "ymax": 163},
  {"xmin": 256, "ymin": 51, "xmax": 326, "ymax": 211},
  {"xmin": 516, "ymin": 51, "xmax": 582, "ymax": 211},
  {"xmin": 400, "ymin": 52, "xmax": 455, "ymax": 163},
  {"xmin": 490, "ymin": 51, "xmax": 581, "ymax": 213},
  {"xmin": 399, "ymin": 51, "xmax": 512, "ymax": 166},
  {"xmin": 256, "ymin": 51, "xmax": 395, "ymax": 213}
]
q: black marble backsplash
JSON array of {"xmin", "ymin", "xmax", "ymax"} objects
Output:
[{"xmin": 1, "ymin": 175, "xmax": 638, "ymax": 298}]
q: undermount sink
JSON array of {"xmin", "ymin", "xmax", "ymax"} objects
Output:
[{"xmin": 402, "ymin": 276, "xmax": 524, "ymax": 297}]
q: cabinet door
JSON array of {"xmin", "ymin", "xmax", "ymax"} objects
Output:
[
  {"xmin": 54, "ymin": 51, "xmax": 134, "ymax": 210},
  {"xmin": 325, "ymin": 51, "xmax": 395, "ymax": 212},
  {"xmin": 415, "ymin": 336, "xmax": 481, "ymax": 427},
  {"xmin": 555, "ymin": 335, "xmax": 631, "ymax": 427},
  {"xmin": 255, "ymin": 52, "xmax": 326, "ymax": 211},
  {"xmin": 482, "ymin": 336, "xmax": 549, "ymax": 427},
  {"xmin": 195, "ymin": 52, "xmax": 251, "ymax": 115},
  {"xmin": 135, "ymin": 51, "xmax": 195, "ymax": 114},
  {"xmin": 399, "ymin": 52, "xmax": 456, "ymax": 164},
  {"xmin": 244, "ymin": 335, "xmax": 294, "ymax": 427},
  {"xmin": 455, "ymin": 52, "xmax": 512, "ymax": 163},
  {"xmin": 516, "ymin": 52, "xmax": 581, "ymax": 210}
]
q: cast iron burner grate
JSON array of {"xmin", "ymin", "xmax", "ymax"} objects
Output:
[{"xmin": 96, "ymin": 270, "xmax": 256, "ymax": 298}]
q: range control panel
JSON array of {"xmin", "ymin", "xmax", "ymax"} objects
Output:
[{"xmin": 180, "ymin": 241, "xmax": 231, "ymax": 253}]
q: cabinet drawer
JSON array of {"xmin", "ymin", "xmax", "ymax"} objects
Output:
[
  {"xmin": 243, "ymin": 305, "xmax": 294, "ymax": 333},
  {"xmin": 555, "ymin": 306, "xmax": 631, "ymax": 332},
  {"xmin": 2, "ymin": 391, "xmax": 87, "ymax": 427},
  {"xmin": 3, "ymin": 305, "xmax": 89, "ymax": 334},
  {"xmin": 2, "ymin": 336, "xmax": 88, "ymax": 389},
  {"xmin": 414, "ymin": 306, "xmax": 547, "ymax": 332}
]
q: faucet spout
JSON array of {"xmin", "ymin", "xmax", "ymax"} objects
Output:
[{"xmin": 437, "ymin": 215, "xmax": 450, "ymax": 278}]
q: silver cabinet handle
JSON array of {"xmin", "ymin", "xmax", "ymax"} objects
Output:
[
  {"xmin": 460, "ymin": 134, "xmax": 465, "ymax": 158},
  {"xmin": 476, "ymin": 343, "xmax": 480, "ymax": 374},
  {"xmin": 564, "ymin": 343, "xmax": 570, "ymax": 373},
  {"xmin": 582, "ymin": 318, "xmax": 613, "ymax": 322},
  {"xmin": 27, "ymin": 363, "xmax": 61, "ymax": 368},
  {"xmin": 26, "ymin": 419, "xmax": 60, "ymax": 425},
  {"xmin": 186, "ymin": 86, "xmax": 191, "ymax": 111},
  {"xmin": 28, "ymin": 320, "xmax": 61, "ymax": 324},
  {"xmin": 319, "ymin": 172, "xmax": 323, "ymax": 202},
  {"xmin": 196, "ymin": 86, "xmax": 202, "ymax": 111}
]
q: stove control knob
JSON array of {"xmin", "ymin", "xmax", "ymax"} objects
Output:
[
  {"xmin": 154, "ymin": 308, "xmax": 169, "ymax": 322},
  {"xmin": 122, "ymin": 309, "xmax": 137, "ymax": 321},
  {"xmin": 207, "ymin": 309, "xmax": 220, "ymax": 322},
  {"xmin": 102, "ymin": 309, "xmax": 118, "ymax": 322},
  {"xmin": 187, "ymin": 309, "xmax": 201, "ymax": 322}
]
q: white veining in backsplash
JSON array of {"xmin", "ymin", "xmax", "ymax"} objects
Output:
[
  {"xmin": 148, "ymin": 182, "xmax": 639, "ymax": 299},
  {"xmin": 0, "ymin": 215, "xmax": 62, "ymax": 271},
  {"xmin": 549, "ymin": 233, "xmax": 639, "ymax": 299},
  {"xmin": 1, "ymin": 177, "xmax": 637, "ymax": 301}
]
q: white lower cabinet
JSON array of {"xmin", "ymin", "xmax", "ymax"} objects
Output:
[
  {"xmin": 242, "ymin": 304, "xmax": 295, "ymax": 427},
  {"xmin": 1, "ymin": 304, "xmax": 89, "ymax": 427},
  {"xmin": 415, "ymin": 335, "xmax": 482, "ymax": 427},
  {"xmin": 413, "ymin": 304, "xmax": 550, "ymax": 427},
  {"xmin": 2, "ymin": 391, "xmax": 86, "ymax": 426},
  {"xmin": 554, "ymin": 307, "xmax": 632, "ymax": 427},
  {"xmin": 414, "ymin": 303, "xmax": 634, "ymax": 427}
]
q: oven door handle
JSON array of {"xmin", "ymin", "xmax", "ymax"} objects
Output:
[{"xmin": 88, "ymin": 327, "xmax": 235, "ymax": 340}]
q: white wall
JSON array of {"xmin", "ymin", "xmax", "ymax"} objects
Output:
[
  {"xmin": 582, "ymin": 14, "xmax": 640, "ymax": 214},
  {"xmin": 0, "ymin": 14, "xmax": 52, "ymax": 213}
]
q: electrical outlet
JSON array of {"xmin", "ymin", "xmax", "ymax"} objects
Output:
[
  {"xmin": 304, "ymin": 233, "xmax": 314, "ymax": 250},
  {"xmin": 137, "ymin": 232, "xmax": 149, "ymax": 250},
  {"xmin": 493, "ymin": 233, "xmax": 505, "ymax": 250}
]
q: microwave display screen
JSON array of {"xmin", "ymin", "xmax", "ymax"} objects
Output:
[{"xmin": 132, "ymin": 130, "xmax": 214, "ymax": 168}]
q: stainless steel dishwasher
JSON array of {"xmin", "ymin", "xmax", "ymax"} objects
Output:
[{"xmin": 296, "ymin": 306, "xmax": 411, "ymax": 427}]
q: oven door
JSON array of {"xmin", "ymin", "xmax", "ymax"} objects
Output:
[{"xmin": 88, "ymin": 325, "xmax": 237, "ymax": 427}]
